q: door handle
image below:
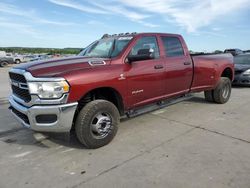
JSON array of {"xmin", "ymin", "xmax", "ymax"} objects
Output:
[
  {"xmin": 154, "ymin": 65, "xmax": 163, "ymax": 69},
  {"xmin": 183, "ymin": 62, "xmax": 191, "ymax": 65}
]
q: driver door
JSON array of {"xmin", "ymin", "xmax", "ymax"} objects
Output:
[{"xmin": 125, "ymin": 36, "xmax": 165, "ymax": 108}]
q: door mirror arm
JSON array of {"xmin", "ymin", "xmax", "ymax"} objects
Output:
[{"xmin": 124, "ymin": 57, "xmax": 130, "ymax": 64}]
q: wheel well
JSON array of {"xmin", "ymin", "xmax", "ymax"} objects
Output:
[
  {"xmin": 71, "ymin": 87, "xmax": 124, "ymax": 131},
  {"xmin": 77, "ymin": 87, "xmax": 124, "ymax": 115},
  {"xmin": 221, "ymin": 68, "xmax": 233, "ymax": 81}
]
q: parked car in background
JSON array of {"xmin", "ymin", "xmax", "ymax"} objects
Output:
[
  {"xmin": 22, "ymin": 55, "xmax": 39, "ymax": 62},
  {"xmin": 13, "ymin": 55, "xmax": 25, "ymax": 64},
  {"xmin": 0, "ymin": 51, "xmax": 14, "ymax": 67},
  {"xmin": 224, "ymin": 49, "xmax": 243, "ymax": 56},
  {"xmin": 5, "ymin": 53, "xmax": 25, "ymax": 64},
  {"xmin": 0, "ymin": 57, "xmax": 14, "ymax": 67},
  {"xmin": 29, "ymin": 54, "xmax": 50, "ymax": 62},
  {"xmin": 233, "ymin": 53, "xmax": 250, "ymax": 86}
]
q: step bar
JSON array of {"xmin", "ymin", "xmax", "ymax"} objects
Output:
[{"xmin": 126, "ymin": 94, "xmax": 193, "ymax": 118}]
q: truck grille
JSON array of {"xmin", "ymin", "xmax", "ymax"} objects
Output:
[
  {"xmin": 9, "ymin": 106, "xmax": 30, "ymax": 124},
  {"xmin": 9, "ymin": 72, "xmax": 31, "ymax": 102},
  {"xmin": 9, "ymin": 72, "xmax": 27, "ymax": 83},
  {"xmin": 11, "ymin": 85, "xmax": 31, "ymax": 102}
]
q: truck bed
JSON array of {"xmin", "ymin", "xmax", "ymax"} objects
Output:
[{"xmin": 190, "ymin": 53, "xmax": 234, "ymax": 92}]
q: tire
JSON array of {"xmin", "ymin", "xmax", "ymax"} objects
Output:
[
  {"xmin": 0, "ymin": 61, "xmax": 8, "ymax": 67},
  {"xmin": 204, "ymin": 90, "xmax": 214, "ymax": 102},
  {"xmin": 15, "ymin": 59, "xmax": 21, "ymax": 64},
  {"xmin": 213, "ymin": 77, "xmax": 231, "ymax": 104},
  {"xmin": 75, "ymin": 100, "xmax": 120, "ymax": 149}
]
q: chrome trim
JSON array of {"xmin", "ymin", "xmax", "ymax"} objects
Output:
[
  {"xmin": 9, "ymin": 68, "xmax": 65, "ymax": 82},
  {"xmin": 19, "ymin": 83, "xmax": 28, "ymax": 90},
  {"xmin": 12, "ymin": 93, "xmax": 69, "ymax": 107},
  {"xmin": 9, "ymin": 96, "xmax": 78, "ymax": 132},
  {"xmin": 10, "ymin": 80, "xmax": 28, "ymax": 90},
  {"xmin": 88, "ymin": 60, "xmax": 106, "ymax": 66}
]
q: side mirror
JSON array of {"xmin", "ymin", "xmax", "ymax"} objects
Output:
[{"xmin": 127, "ymin": 48, "xmax": 154, "ymax": 63}]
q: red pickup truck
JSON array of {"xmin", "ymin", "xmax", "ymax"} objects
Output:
[{"xmin": 9, "ymin": 33, "xmax": 234, "ymax": 148}]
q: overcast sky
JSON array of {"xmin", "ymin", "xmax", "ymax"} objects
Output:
[{"xmin": 0, "ymin": 0, "xmax": 250, "ymax": 51}]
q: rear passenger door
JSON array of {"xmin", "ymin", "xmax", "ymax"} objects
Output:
[{"xmin": 160, "ymin": 36, "xmax": 193, "ymax": 97}]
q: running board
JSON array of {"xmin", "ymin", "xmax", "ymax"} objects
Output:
[{"xmin": 126, "ymin": 94, "xmax": 193, "ymax": 118}]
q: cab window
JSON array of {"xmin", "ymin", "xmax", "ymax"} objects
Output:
[
  {"xmin": 129, "ymin": 36, "xmax": 160, "ymax": 59},
  {"xmin": 161, "ymin": 36, "xmax": 184, "ymax": 57}
]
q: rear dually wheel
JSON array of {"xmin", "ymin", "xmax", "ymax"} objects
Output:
[
  {"xmin": 204, "ymin": 77, "xmax": 231, "ymax": 104},
  {"xmin": 213, "ymin": 77, "xmax": 231, "ymax": 104}
]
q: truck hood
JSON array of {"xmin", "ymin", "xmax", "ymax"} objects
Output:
[
  {"xmin": 14, "ymin": 56, "xmax": 110, "ymax": 77},
  {"xmin": 234, "ymin": 63, "xmax": 250, "ymax": 72}
]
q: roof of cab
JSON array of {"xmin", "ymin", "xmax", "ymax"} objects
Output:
[{"xmin": 101, "ymin": 32, "xmax": 181, "ymax": 39}]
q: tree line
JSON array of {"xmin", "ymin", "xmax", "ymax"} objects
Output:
[{"xmin": 0, "ymin": 47, "xmax": 83, "ymax": 55}]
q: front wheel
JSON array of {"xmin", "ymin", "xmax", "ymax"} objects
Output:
[{"xmin": 75, "ymin": 100, "xmax": 120, "ymax": 149}]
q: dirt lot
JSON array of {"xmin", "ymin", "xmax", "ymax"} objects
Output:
[{"xmin": 0, "ymin": 66, "xmax": 250, "ymax": 188}]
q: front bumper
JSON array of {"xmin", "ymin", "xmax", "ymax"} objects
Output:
[
  {"xmin": 233, "ymin": 74, "xmax": 250, "ymax": 86},
  {"xmin": 9, "ymin": 95, "xmax": 78, "ymax": 132}
]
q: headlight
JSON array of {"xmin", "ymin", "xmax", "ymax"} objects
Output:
[
  {"xmin": 243, "ymin": 69, "xmax": 250, "ymax": 76},
  {"xmin": 28, "ymin": 81, "xmax": 69, "ymax": 99}
]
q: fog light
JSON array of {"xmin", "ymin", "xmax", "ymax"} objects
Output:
[{"xmin": 36, "ymin": 114, "xmax": 57, "ymax": 124}]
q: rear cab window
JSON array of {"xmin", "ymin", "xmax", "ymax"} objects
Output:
[{"xmin": 161, "ymin": 36, "xmax": 184, "ymax": 57}]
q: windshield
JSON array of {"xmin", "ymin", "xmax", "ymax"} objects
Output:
[
  {"xmin": 79, "ymin": 37, "xmax": 133, "ymax": 58},
  {"xmin": 234, "ymin": 55, "xmax": 250, "ymax": 64}
]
